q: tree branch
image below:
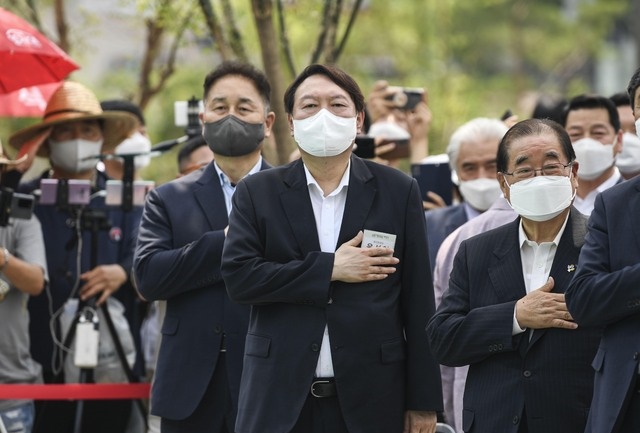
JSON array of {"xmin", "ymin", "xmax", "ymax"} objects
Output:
[
  {"xmin": 276, "ymin": 0, "xmax": 296, "ymax": 77},
  {"xmin": 310, "ymin": 0, "xmax": 333, "ymax": 64},
  {"xmin": 198, "ymin": 0, "xmax": 233, "ymax": 60},
  {"xmin": 333, "ymin": 0, "xmax": 363, "ymax": 62},
  {"xmin": 221, "ymin": 0, "xmax": 248, "ymax": 61}
]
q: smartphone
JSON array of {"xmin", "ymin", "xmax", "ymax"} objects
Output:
[
  {"xmin": 105, "ymin": 180, "xmax": 155, "ymax": 207},
  {"xmin": 411, "ymin": 160, "xmax": 454, "ymax": 206},
  {"xmin": 378, "ymin": 138, "xmax": 410, "ymax": 160},
  {"xmin": 354, "ymin": 136, "xmax": 376, "ymax": 159}
]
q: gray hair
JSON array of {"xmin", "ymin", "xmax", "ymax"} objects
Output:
[{"xmin": 447, "ymin": 117, "xmax": 508, "ymax": 172}]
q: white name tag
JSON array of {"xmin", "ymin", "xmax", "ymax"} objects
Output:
[{"xmin": 362, "ymin": 229, "xmax": 396, "ymax": 249}]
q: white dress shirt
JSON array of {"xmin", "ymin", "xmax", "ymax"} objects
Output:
[
  {"xmin": 512, "ymin": 213, "xmax": 569, "ymax": 335},
  {"xmin": 303, "ymin": 161, "xmax": 350, "ymax": 378}
]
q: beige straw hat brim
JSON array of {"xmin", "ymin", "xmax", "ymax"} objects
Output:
[{"xmin": 8, "ymin": 81, "xmax": 138, "ymax": 158}]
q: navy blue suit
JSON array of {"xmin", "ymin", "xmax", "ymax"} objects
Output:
[
  {"xmin": 134, "ymin": 161, "xmax": 269, "ymax": 425},
  {"xmin": 428, "ymin": 209, "xmax": 601, "ymax": 433},
  {"xmin": 566, "ymin": 176, "xmax": 640, "ymax": 433},
  {"xmin": 222, "ymin": 156, "xmax": 443, "ymax": 433},
  {"xmin": 425, "ymin": 204, "xmax": 468, "ymax": 271}
]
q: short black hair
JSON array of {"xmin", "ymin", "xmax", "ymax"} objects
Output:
[
  {"xmin": 560, "ymin": 94, "xmax": 620, "ymax": 131},
  {"xmin": 531, "ymin": 94, "xmax": 567, "ymax": 124},
  {"xmin": 627, "ymin": 67, "xmax": 640, "ymax": 114},
  {"xmin": 497, "ymin": 118, "xmax": 575, "ymax": 174},
  {"xmin": 177, "ymin": 135, "xmax": 207, "ymax": 168},
  {"xmin": 283, "ymin": 64, "xmax": 365, "ymax": 115},
  {"xmin": 202, "ymin": 61, "xmax": 271, "ymax": 111},
  {"xmin": 609, "ymin": 92, "xmax": 630, "ymax": 107},
  {"xmin": 101, "ymin": 99, "xmax": 145, "ymax": 125}
]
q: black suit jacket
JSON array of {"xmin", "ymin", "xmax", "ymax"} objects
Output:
[
  {"xmin": 134, "ymin": 161, "xmax": 269, "ymax": 420},
  {"xmin": 566, "ymin": 176, "xmax": 640, "ymax": 433},
  {"xmin": 221, "ymin": 156, "xmax": 443, "ymax": 433},
  {"xmin": 427, "ymin": 209, "xmax": 601, "ymax": 433}
]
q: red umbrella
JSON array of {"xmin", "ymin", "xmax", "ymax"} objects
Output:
[
  {"xmin": 0, "ymin": 81, "xmax": 61, "ymax": 117},
  {"xmin": 0, "ymin": 7, "xmax": 79, "ymax": 94}
]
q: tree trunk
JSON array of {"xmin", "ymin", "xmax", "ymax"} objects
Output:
[{"xmin": 252, "ymin": 0, "xmax": 294, "ymax": 166}]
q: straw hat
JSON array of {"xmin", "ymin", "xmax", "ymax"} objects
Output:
[{"xmin": 8, "ymin": 81, "xmax": 139, "ymax": 157}]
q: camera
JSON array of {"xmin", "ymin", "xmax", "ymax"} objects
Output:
[
  {"xmin": 385, "ymin": 87, "xmax": 425, "ymax": 110},
  {"xmin": 174, "ymin": 97, "xmax": 204, "ymax": 137},
  {"xmin": 0, "ymin": 188, "xmax": 35, "ymax": 226}
]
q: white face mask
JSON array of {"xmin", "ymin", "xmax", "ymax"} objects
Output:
[
  {"xmin": 616, "ymin": 132, "xmax": 640, "ymax": 175},
  {"xmin": 506, "ymin": 175, "xmax": 575, "ymax": 222},
  {"xmin": 572, "ymin": 137, "xmax": 615, "ymax": 181},
  {"xmin": 293, "ymin": 108, "xmax": 357, "ymax": 157},
  {"xmin": 115, "ymin": 132, "xmax": 152, "ymax": 170},
  {"xmin": 636, "ymin": 118, "xmax": 640, "ymax": 139},
  {"xmin": 458, "ymin": 178, "xmax": 501, "ymax": 212},
  {"xmin": 49, "ymin": 138, "xmax": 103, "ymax": 173}
]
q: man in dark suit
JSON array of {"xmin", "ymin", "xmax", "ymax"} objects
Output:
[
  {"xmin": 133, "ymin": 61, "xmax": 275, "ymax": 433},
  {"xmin": 425, "ymin": 117, "xmax": 507, "ymax": 271},
  {"xmin": 222, "ymin": 64, "xmax": 443, "ymax": 433},
  {"xmin": 564, "ymin": 67, "xmax": 640, "ymax": 433},
  {"xmin": 427, "ymin": 118, "xmax": 602, "ymax": 433}
]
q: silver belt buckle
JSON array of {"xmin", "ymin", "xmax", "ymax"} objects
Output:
[{"xmin": 310, "ymin": 380, "xmax": 331, "ymax": 398}]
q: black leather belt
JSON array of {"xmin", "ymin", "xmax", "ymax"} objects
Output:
[{"xmin": 310, "ymin": 378, "xmax": 336, "ymax": 398}]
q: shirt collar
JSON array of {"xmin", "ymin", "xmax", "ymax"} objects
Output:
[
  {"xmin": 214, "ymin": 156, "xmax": 263, "ymax": 187},
  {"xmin": 303, "ymin": 159, "xmax": 351, "ymax": 197},
  {"xmin": 518, "ymin": 211, "xmax": 570, "ymax": 247}
]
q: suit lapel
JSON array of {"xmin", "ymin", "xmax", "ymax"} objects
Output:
[
  {"xmin": 487, "ymin": 219, "xmax": 526, "ymax": 303},
  {"xmin": 280, "ymin": 160, "xmax": 321, "ymax": 254},
  {"xmin": 336, "ymin": 157, "xmax": 376, "ymax": 248},
  {"xmin": 630, "ymin": 182, "xmax": 640, "ymax": 250},
  {"xmin": 194, "ymin": 164, "xmax": 229, "ymax": 230}
]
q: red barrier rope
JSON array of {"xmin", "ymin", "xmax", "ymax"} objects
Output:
[{"xmin": 0, "ymin": 383, "xmax": 150, "ymax": 400}]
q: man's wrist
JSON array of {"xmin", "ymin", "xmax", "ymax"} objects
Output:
[{"xmin": 0, "ymin": 247, "xmax": 11, "ymax": 272}]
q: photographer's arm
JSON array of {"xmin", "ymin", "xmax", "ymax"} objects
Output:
[
  {"xmin": 407, "ymin": 101, "xmax": 431, "ymax": 164},
  {"xmin": 1, "ymin": 248, "xmax": 45, "ymax": 296}
]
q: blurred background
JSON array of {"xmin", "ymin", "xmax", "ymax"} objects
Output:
[{"xmin": 1, "ymin": 0, "xmax": 637, "ymax": 184}]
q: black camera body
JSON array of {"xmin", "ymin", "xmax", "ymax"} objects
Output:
[
  {"xmin": 0, "ymin": 188, "xmax": 35, "ymax": 226},
  {"xmin": 386, "ymin": 87, "xmax": 425, "ymax": 110}
]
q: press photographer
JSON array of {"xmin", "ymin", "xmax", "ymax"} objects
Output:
[
  {"xmin": 0, "ymin": 142, "xmax": 48, "ymax": 433},
  {"xmin": 8, "ymin": 81, "xmax": 143, "ymax": 433}
]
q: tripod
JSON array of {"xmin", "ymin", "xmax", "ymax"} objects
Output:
[{"xmin": 57, "ymin": 207, "xmax": 148, "ymax": 433}]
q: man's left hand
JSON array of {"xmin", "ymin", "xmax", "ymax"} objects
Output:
[{"xmin": 403, "ymin": 410, "xmax": 437, "ymax": 433}]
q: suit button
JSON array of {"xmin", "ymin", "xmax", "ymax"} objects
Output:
[
  {"xmin": 634, "ymin": 352, "xmax": 639, "ymax": 360},
  {"xmin": 328, "ymin": 297, "xmax": 333, "ymax": 304},
  {"xmin": 214, "ymin": 325, "xmax": 222, "ymax": 334},
  {"xmin": 523, "ymin": 370, "xmax": 531, "ymax": 378},
  {"xmin": 512, "ymin": 415, "xmax": 519, "ymax": 424},
  {"xmin": 311, "ymin": 343, "xmax": 320, "ymax": 352}
]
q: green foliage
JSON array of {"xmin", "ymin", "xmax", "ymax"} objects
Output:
[{"xmin": 1, "ymin": 0, "xmax": 630, "ymax": 183}]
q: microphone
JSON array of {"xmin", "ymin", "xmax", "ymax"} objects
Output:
[{"xmin": 150, "ymin": 135, "xmax": 190, "ymax": 152}]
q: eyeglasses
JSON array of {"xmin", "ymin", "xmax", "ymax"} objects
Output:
[{"xmin": 502, "ymin": 161, "xmax": 573, "ymax": 180}]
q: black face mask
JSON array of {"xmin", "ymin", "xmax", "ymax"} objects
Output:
[{"xmin": 203, "ymin": 115, "xmax": 265, "ymax": 157}]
